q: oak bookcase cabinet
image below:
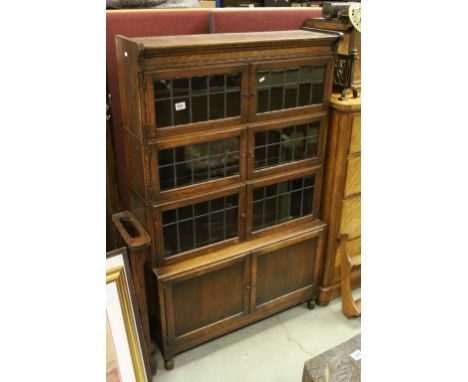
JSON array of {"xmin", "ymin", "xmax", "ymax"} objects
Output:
[{"xmin": 116, "ymin": 30, "xmax": 341, "ymax": 370}]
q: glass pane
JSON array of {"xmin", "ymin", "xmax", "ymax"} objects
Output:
[
  {"xmin": 311, "ymin": 83, "xmax": 324, "ymax": 104},
  {"xmin": 227, "ymin": 73, "xmax": 241, "ymax": 89},
  {"xmin": 179, "ymin": 220, "xmax": 194, "ymax": 252},
  {"xmin": 226, "ymin": 193, "xmax": 238, "ymax": 207},
  {"xmin": 226, "ymin": 91, "xmax": 241, "ymax": 117},
  {"xmin": 154, "ymin": 80, "xmax": 170, "ymax": 99},
  {"xmin": 176, "ymin": 163, "xmax": 191, "ymax": 187},
  {"xmin": 254, "ymin": 122, "xmax": 321, "ymax": 170},
  {"xmin": 173, "ymin": 78, "xmax": 189, "ymax": 96},
  {"xmin": 270, "ymin": 70, "xmax": 283, "ymax": 85},
  {"xmin": 225, "ymin": 208, "xmax": 239, "ymax": 237},
  {"xmin": 159, "ymin": 165, "xmax": 175, "ymax": 190},
  {"xmin": 173, "ymin": 97, "xmax": 190, "ymax": 126},
  {"xmin": 285, "ymin": 69, "xmax": 299, "ymax": 83},
  {"xmin": 191, "ymin": 76, "xmax": 207, "ymax": 95},
  {"xmin": 195, "ymin": 215, "xmax": 209, "ymax": 247},
  {"xmin": 210, "ymin": 197, "xmax": 224, "ymax": 212},
  {"xmin": 257, "ymin": 89, "xmax": 269, "ymax": 113},
  {"xmin": 210, "ymin": 211, "xmax": 224, "ymax": 242},
  {"xmin": 300, "ymin": 67, "xmax": 314, "ymax": 82},
  {"xmin": 163, "ymin": 224, "xmax": 178, "ymax": 257},
  {"xmin": 264, "ymin": 197, "xmax": 277, "ymax": 224},
  {"xmin": 266, "ymin": 144, "xmax": 280, "ymax": 167},
  {"xmin": 192, "ymin": 96, "xmax": 208, "ymax": 123},
  {"xmin": 254, "ymin": 147, "xmax": 266, "ymax": 169},
  {"xmin": 158, "ymin": 137, "xmax": 240, "ymax": 191},
  {"xmin": 195, "ymin": 201, "xmax": 209, "ymax": 215},
  {"xmin": 154, "ymin": 72, "xmax": 241, "ymax": 128},
  {"xmin": 284, "ymin": 86, "xmax": 298, "ymax": 109},
  {"xmin": 162, "ymin": 195, "xmax": 239, "ymax": 258},
  {"xmin": 155, "ymin": 100, "xmax": 172, "ymax": 128},
  {"xmin": 252, "ymin": 175, "xmax": 315, "ymax": 232},
  {"xmin": 210, "ymin": 75, "xmax": 225, "ymax": 93},
  {"xmin": 298, "ymin": 83, "xmax": 311, "ymax": 106},
  {"xmin": 163, "ymin": 209, "xmax": 176, "ymax": 224},
  {"xmin": 257, "ymin": 72, "xmax": 270, "ymax": 87},
  {"xmin": 313, "ymin": 66, "xmax": 326, "ymax": 81},
  {"xmin": 209, "ymin": 94, "xmax": 225, "ymax": 120},
  {"xmin": 270, "ymin": 87, "xmax": 283, "ymax": 110},
  {"xmin": 256, "ymin": 131, "xmax": 267, "ymax": 146},
  {"xmin": 289, "ymin": 190, "xmax": 303, "ymax": 218},
  {"xmin": 178, "ymin": 205, "xmax": 193, "ymax": 220},
  {"xmin": 256, "ymin": 65, "xmax": 325, "ymax": 113},
  {"xmin": 252, "ymin": 201, "xmax": 263, "ymax": 229},
  {"xmin": 302, "ymin": 187, "xmax": 314, "ymax": 215}
]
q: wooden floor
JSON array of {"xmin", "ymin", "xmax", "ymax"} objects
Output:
[{"xmin": 152, "ymin": 289, "xmax": 361, "ymax": 382}]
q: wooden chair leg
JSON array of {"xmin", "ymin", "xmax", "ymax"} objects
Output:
[{"xmin": 339, "ymin": 234, "xmax": 361, "ymax": 318}]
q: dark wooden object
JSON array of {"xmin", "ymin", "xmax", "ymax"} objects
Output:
[
  {"xmin": 115, "ymin": 30, "xmax": 341, "ymax": 369},
  {"xmin": 302, "ymin": 333, "xmax": 361, "ymax": 382},
  {"xmin": 303, "ymin": 17, "xmax": 361, "ymax": 92},
  {"xmin": 318, "ymin": 93, "xmax": 360, "ymax": 306},
  {"xmin": 107, "ymin": 83, "xmax": 121, "ymax": 251},
  {"xmin": 112, "ymin": 211, "xmax": 156, "ymax": 375}
]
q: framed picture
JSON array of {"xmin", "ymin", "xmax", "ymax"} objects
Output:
[{"xmin": 106, "ymin": 248, "xmax": 151, "ymax": 382}]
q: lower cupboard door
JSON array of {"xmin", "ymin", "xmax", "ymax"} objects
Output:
[
  {"xmin": 253, "ymin": 237, "xmax": 318, "ymax": 311},
  {"xmin": 165, "ymin": 257, "xmax": 250, "ymax": 344}
]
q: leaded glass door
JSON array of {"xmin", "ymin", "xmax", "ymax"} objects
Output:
[
  {"xmin": 146, "ymin": 64, "xmax": 249, "ymax": 139},
  {"xmin": 248, "ymin": 57, "xmax": 333, "ymax": 122}
]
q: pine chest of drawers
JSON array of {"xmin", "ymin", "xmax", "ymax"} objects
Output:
[
  {"xmin": 115, "ymin": 30, "xmax": 341, "ymax": 369},
  {"xmin": 318, "ymin": 94, "xmax": 361, "ymax": 305}
]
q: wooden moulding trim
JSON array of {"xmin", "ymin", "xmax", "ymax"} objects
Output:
[
  {"xmin": 112, "ymin": 211, "xmax": 151, "ymax": 251},
  {"xmin": 248, "ymin": 111, "xmax": 327, "ymax": 130},
  {"xmin": 126, "ymin": 31, "xmax": 341, "ymax": 59},
  {"xmin": 317, "ymin": 268, "xmax": 361, "ymax": 306},
  {"xmin": 150, "ymin": 125, "xmax": 244, "ymax": 149},
  {"xmin": 161, "ymin": 237, "xmax": 241, "ymax": 269},
  {"xmin": 155, "ymin": 220, "xmax": 326, "ymax": 280},
  {"xmin": 155, "ymin": 183, "xmax": 242, "ymax": 210},
  {"xmin": 304, "ymin": 18, "xmax": 355, "ymax": 32}
]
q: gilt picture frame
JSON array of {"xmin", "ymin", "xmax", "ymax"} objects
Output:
[{"xmin": 106, "ymin": 248, "xmax": 151, "ymax": 382}]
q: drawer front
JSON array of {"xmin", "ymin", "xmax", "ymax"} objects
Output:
[
  {"xmin": 344, "ymin": 155, "xmax": 361, "ymax": 197},
  {"xmin": 255, "ymin": 238, "xmax": 317, "ymax": 307},
  {"xmin": 349, "ymin": 114, "xmax": 361, "ymax": 154},
  {"xmin": 339, "ymin": 195, "xmax": 361, "ymax": 239},
  {"xmin": 170, "ymin": 258, "xmax": 248, "ymax": 337}
]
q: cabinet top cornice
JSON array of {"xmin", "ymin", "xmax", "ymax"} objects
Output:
[{"xmin": 117, "ymin": 30, "xmax": 340, "ymax": 57}]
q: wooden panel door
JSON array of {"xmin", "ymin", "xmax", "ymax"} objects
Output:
[
  {"xmin": 250, "ymin": 233, "xmax": 323, "ymax": 313},
  {"xmin": 163, "ymin": 255, "xmax": 250, "ymax": 350}
]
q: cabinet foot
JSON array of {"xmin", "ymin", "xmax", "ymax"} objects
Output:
[
  {"xmin": 164, "ymin": 359, "xmax": 174, "ymax": 371},
  {"xmin": 307, "ymin": 300, "xmax": 316, "ymax": 310}
]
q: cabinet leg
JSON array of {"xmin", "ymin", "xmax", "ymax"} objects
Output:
[
  {"xmin": 164, "ymin": 359, "xmax": 174, "ymax": 371},
  {"xmin": 307, "ymin": 300, "xmax": 316, "ymax": 310}
]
